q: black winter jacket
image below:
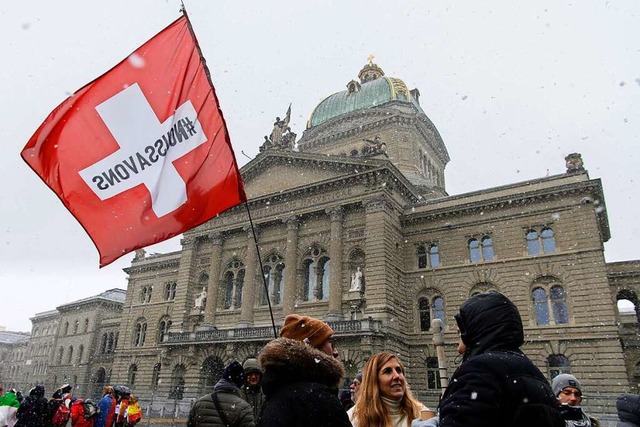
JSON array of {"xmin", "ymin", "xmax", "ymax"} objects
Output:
[
  {"xmin": 187, "ymin": 379, "xmax": 254, "ymax": 427},
  {"xmin": 15, "ymin": 386, "xmax": 50, "ymax": 427},
  {"xmin": 256, "ymin": 338, "xmax": 351, "ymax": 427},
  {"xmin": 439, "ymin": 292, "xmax": 564, "ymax": 427},
  {"xmin": 617, "ymin": 394, "xmax": 640, "ymax": 427}
]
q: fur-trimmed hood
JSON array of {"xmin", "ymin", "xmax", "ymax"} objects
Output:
[{"xmin": 258, "ymin": 337, "xmax": 345, "ymax": 396}]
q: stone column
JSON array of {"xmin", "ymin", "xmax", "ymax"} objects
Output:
[
  {"xmin": 238, "ymin": 227, "xmax": 259, "ymax": 328},
  {"xmin": 171, "ymin": 236, "xmax": 198, "ymax": 332},
  {"xmin": 325, "ymin": 206, "xmax": 344, "ymax": 321},
  {"xmin": 282, "ymin": 216, "xmax": 299, "ymax": 316},
  {"xmin": 203, "ymin": 232, "xmax": 223, "ymax": 325}
]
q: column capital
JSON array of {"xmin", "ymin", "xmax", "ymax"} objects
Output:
[
  {"xmin": 364, "ymin": 196, "xmax": 394, "ymax": 214},
  {"xmin": 284, "ymin": 215, "xmax": 300, "ymax": 230},
  {"xmin": 181, "ymin": 236, "xmax": 197, "ymax": 249},
  {"xmin": 208, "ymin": 232, "xmax": 223, "ymax": 246},
  {"xmin": 326, "ymin": 206, "xmax": 344, "ymax": 222}
]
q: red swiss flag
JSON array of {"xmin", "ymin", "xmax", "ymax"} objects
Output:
[{"xmin": 21, "ymin": 14, "xmax": 246, "ymax": 267}]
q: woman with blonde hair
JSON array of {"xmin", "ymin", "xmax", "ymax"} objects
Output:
[{"xmin": 350, "ymin": 352, "xmax": 426, "ymax": 427}]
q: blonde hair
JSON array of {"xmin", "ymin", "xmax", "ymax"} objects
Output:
[{"xmin": 352, "ymin": 352, "xmax": 421, "ymax": 427}]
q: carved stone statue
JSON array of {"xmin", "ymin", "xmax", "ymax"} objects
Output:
[
  {"xmin": 565, "ymin": 153, "xmax": 585, "ymax": 174},
  {"xmin": 350, "ymin": 266, "xmax": 364, "ymax": 292},
  {"xmin": 268, "ymin": 104, "xmax": 291, "ymax": 146},
  {"xmin": 133, "ymin": 248, "xmax": 146, "ymax": 260},
  {"xmin": 362, "ymin": 135, "xmax": 387, "ymax": 156},
  {"xmin": 280, "ymin": 127, "xmax": 297, "ymax": 149},
  {"xmin": 194, "ymin": 287, "xmax": 207, "ymax": 309}
]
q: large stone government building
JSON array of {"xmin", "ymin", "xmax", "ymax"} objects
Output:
[{"xmin": 3, "ymin": 61, "xmax": 640, "ymax": 415}]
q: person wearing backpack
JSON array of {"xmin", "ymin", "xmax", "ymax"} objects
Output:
[
  {"xmin": 15, "ymin": 386, "xmax": 49, "ymax": 427},
  {"xmin": 96, "ymin": 387, "xmax": 116, "ymax": 427},
  {"xmin": 70, "ymin": 399, "xmax": 97, "ymax": 427},
  {"xmin": 187, "ymin": 361, "xmax": 254, "ymax": 427},
  {"xmin": 124, "ymin": 395, "xmax": 141, "ymax": 427}
]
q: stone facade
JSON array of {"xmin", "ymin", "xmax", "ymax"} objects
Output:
[{"xmin": 4, "ymin": 63, "xmax": 639, "ymax": 419}]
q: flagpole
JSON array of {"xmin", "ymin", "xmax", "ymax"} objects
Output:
[{"xmin": 244, "ymin": 202, "xmax": 278, "ymax": 338}]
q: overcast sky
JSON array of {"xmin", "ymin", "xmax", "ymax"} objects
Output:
[{"xmin": 1, "ymin": 1, "xmax": 639, "ymax": 332}]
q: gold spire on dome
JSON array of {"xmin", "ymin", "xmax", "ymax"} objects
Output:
[{"xmin": 358, "ymin": 56, "xmax": 385, "ymax": 84}]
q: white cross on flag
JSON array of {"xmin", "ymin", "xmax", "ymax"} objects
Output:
[{"xmin": 21, "ymin": 14, "xmax": 246, "ymax": 267}]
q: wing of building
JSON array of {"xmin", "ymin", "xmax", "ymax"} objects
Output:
[{"xmin": 4, "ymin": 61, "xmax": 639, "ymax": 419}]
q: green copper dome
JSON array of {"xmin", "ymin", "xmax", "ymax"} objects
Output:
[{"xmin": 307, "ymin": 62, "xmax": 416, "ymax": 128}]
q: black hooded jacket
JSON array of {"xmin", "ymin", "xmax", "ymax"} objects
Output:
[
  {"xmin": 256, "ymin": 338, "xmax": 351, "ymax": 427},
  {"xmin": 439, "ymin": 292, "xmax": 563, "ymax": 427},
  {"xmin": 617, "ymin": 394, "xmax": 640, "ymax": 427},
  {"xmin": 16, "ymin": 386, "xmax": 50, "ymax": 427}
]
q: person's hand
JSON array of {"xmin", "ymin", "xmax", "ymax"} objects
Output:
[{"xmin": 412, "ymin": 415, "xmax": 439, "ymax": 427}]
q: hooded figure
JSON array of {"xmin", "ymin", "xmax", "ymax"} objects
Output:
[
  {"xmin": 438, "ymin": 292, "xmax": 563, "ymax": 427},
  {"xmin": 187, "ymin": 361, "xmax": 254, "ymax": 427},
  {"xmin": 617, "ymin": 394, "xmax": 640, "ymax": 427},
  {"xmin": 255, "ymin": 314, "xmax": 350, "ymax": 427},
  {"xmin": 240, "ymin": 358, "xmax": 265, "ymax": 420},
  {"xmin": 15, "ymin": 386, "xmax": 49, "ymax": 427},
  {"xmin": 96, "ymin": 386, "xmax": 117, "ymax": 427}
]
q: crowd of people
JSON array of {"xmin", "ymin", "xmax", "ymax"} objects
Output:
[
  {"xmin": 6, "ymin": 292, "xmax": 640, "ymax": 427},
  {"xmin": 0, "ymin": 384, "xmax": 141, "ymax": 427}
]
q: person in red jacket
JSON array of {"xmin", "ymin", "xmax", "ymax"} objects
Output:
[{"xmin": 71, "ymin": 399, "xmax": 95, "ymax": 427}]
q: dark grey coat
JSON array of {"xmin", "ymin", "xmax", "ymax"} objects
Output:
[{"xmin": 187, "ymin": 379, "xmax": 254, "ymax": 427}]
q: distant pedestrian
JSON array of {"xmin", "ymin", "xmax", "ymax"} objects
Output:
[
  {"xmin": 438, "ymin": 292, "xmax": 563, "ymax": 427},
  {"xmin": 240, "ymin": 358, "xmax": 264, "ymax": 421},
  {"xmin": 96, "ymin": 387, "xmax": 116, "ymax": 427},
  {"xmin": 617, "ymin": 394, "xmax": 640, "ymax": 427},
  {"xmin": 256, "ymin": 314, "xmax": 350, "ymax": 427},
  {"xmin": 187, "ymin": 360, "xmax": 254, "ymax": 427},
  {"xmin": 552, "ymin": 374, "xmax": 601, "ymax": 427},
  {"xmin": 345, "ymin": 373, "xmax": 362, "ymax": 418},
  {"xmin": 124, "ymin": 395, "xmax": 141, "ymax": 427}
]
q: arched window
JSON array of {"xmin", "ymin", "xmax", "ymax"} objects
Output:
[
  {"xmin": 84, "ymin": 319, "xmax": 89, "ymax": 333},
  {"xmin": 169, "ymin": 365, "xmax": 186, "ymax": 400},
  {"xmin": 67, "ymin": 346, "xmax": 74, "ymax": 364},
  {"xmin": 261, "ymin": 254, "xmax": 285, "ymax": 306},
  {"xmin": 532, "ymin": 279, "xmax": 569, "ymax": 326},
  {"xmin": 469, "ymin": 236, "xmax": 494, "ymax": 262},
  {"xmin": 77, "ymin": 345, "xmax": 84, "ymax": 364},
  {"xmin": 426, "ymin": 357, "xmax": 440, "ymax": 390},
  {"xmin": 417, "ymin": 294, "xmax": 445, "ymax": 331},
  {"xmin": 550, "ymin": 285, "xmax": 568, "ymax": 324},
  {"xmin": 526, "ymin": 230, "xmax": 540, "ymax": 255},
  {"xmin": 302, "ymin": 247, "xmax": 330, "ymax": 302},
  {"xmin": 164, "ymin": 282, "xmax": 177, "ymax": 301},
  {"xmin": 616, "ymin": 290, "xmax": 639, "ymax": 320},
  {"xmin": 526, "ymin": 227, "xmax": 556, "ymax": 255},
  {"xmin": 548, "ymin": 354, "xmax": 571, "ymax": 379},
  {"xmin": 468, "ymin": 239, "xmax": 481, "ymax": 263},
  {"xmin": 533, "ymin": 287, "xmax": 550, "ymax": 325},
  {"xmin": 481, "ymin": 236, "xmax": 494, "ymax": 261},
  {"xmin": 73, "ymin": 320, "xmax": 79, "ymax": 334},
  {"xmin": 158, "ymin": 318, "xmax": 172, "ymax": 343},
  {"xmin": 541, "ymin": 228, "xmax": 556, "ymax": 253},
  {"xmin": 201, "ymin": 357, "xmax": 224, "ymax": 394},
  {"xmin": 140, "ymin": 286, "xmax": 152, "ymax": 303},
  {"xmin": 114, "ymin": 332, "xmax": 119, "ymax": 350},
  {"xmin": 63, "ymin": 322, "xmax": 69, "ymax": 336},
  {"xmin": 417, "ymin": 245, "xmax": 427, "ymax": 269},
  {"xmin": 128, "ymin": 364, "xmax": 138, "ymax": 386},
  {"xmin": 418, "ymin": 297, "xmax": 430, "ymax": 331},
  {"xmin": 134, "ymin": 320, "xmax": 147, "ymax": 347},
  {"xmin": 417, "ymin": 243, "xmax": 440, "ymax": 269},
  {"xmin": 223, "ymin": 260, "xmax": 245, "ymax": 309},
  {"xmin": 107, "ymin": 332, "xmax": 115, "ymax": 353}
]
